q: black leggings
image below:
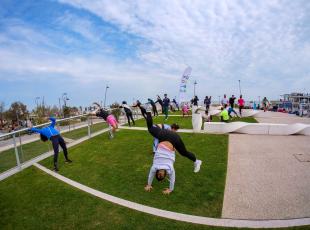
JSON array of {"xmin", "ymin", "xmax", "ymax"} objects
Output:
[
  {"xmin": 146, "ymin": 113, "xmax": 196, "ymax": 162},
  {"xmin": 51, "ymin": 135, "xmax": 69, "ymax": 168},
  {"xmin": 152, "ymin": 105, "xmax": 158, "ymax": 116},
  {"xmin": 140, "ymin": 107, "xmax": 147, "ymax": 119},
  {"xmin": 126, "ymin": 112, "xmax": 135, "ymax": 126}
]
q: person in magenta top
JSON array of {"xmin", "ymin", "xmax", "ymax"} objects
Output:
[
  {"xmin": 238, "ymin": 95, "xmax": 245, "ymax": 116},
  {"xmin": 181, "ymin": 103, "xmax": 190, "ymax": 117}
]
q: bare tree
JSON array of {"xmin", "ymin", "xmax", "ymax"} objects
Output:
[{"xmin": 0, "ymin": 101, "xmax": 5, "ymax": 128}]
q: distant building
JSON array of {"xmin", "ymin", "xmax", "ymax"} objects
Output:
[{"xmin": 281, "ymin": 92, "xmax": 310, "ymax": 115}]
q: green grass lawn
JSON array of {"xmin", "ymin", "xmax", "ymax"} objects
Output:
[
  {"xmin": 0, "ymin": 166, "xmax": 229, "ymax": 230},
  {"xmin": 211, "ymin": 116, "xmax": 258, "ymax": 123},
  {"xmin": 0, "ymin": 122, "xmax": 108, "ymax": 173},
  {"xmin": 1, "ymin": 154, "xmax": 308, "ymax": 229},
  {"xmin": 40, "ymin": 129, "xmax": 228, "ymax": 218},
  {"xmin": 0, "ymin": 140, "xmax": 52, "ymax": 173},
  {"xmin": 130, "ymin": 115, "xmax": 193, "ymax": 129},
  {"xmin": 125, "ymin": 115, "xmax": 257, "ymax": 129},
  {"xmin": 62, "ymin": 122, "xmax": 108, "ymax": 140}
]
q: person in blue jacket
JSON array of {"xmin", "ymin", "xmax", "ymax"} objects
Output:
[{"xmin": 30, "ymin": 117, "xmax": 72, "ymax": 172}]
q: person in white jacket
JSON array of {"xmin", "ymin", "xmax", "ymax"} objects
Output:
[{"xmin": 144, "ymin": 141, "xmax": 176, "ymax": 195}]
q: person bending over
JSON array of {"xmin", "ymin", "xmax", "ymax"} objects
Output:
[
  {"xmin": 133, "ymin": 100, "xmax": 147, "ymax": 119},
  {"xmin": 148, "ymin": 98, "xmax": 158, "ymax": 116},
  {"xmin": 92, "ymin": 105, "xmax": 118, "ymax": 139},
  {"xmin": 145, "ymin": 112, "xmax": 202, "ymax": 172},
  {"xmin": 228, "ymin": 106, "xmax": 239, "ymax": 118},
  {"xmin": 120, "ymin": 101, "xmax": 135, "ymax": 126},
  {"xmin": 145, "ymin": 141, "xmax": 176, "ymax": 195},
  {"xmin": 155, "ymin": 95, "xmax": 163, "ymax": 113},
  {"xmin": 30, "ymin": 117, "xmax": 72, "ymax": 172}
]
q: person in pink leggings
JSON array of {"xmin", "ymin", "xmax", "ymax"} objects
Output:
[{"xmin": 92, "ymin": 105, "xmax": 118, "ymax": 139}]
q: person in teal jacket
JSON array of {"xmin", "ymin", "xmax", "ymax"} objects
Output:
[{"xmin": 30, "ymin": 117, "xmax": 72, "ymax": 172}]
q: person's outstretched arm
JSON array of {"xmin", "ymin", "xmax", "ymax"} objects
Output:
[
  {"xmin": 49, "ymin": 117, "xmax": 56, "ymax": 127},
  {"xmin": 30, "ymin": 127, "xmax": 43, "ymax": 134},
  {"xmin": 168, "ymin": 168, "xmax": 175, "ymax": 191}
]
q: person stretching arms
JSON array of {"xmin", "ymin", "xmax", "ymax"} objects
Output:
[
  {"xmin": 30, "ymin": 117, "xmax": 72, "ymax": 172},
  {"xmin": 92, "ymin": 103, "xmax": 118, "ymax": 139}
]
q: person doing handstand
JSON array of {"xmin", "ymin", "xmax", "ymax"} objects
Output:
[
  {"xmin": 152, "ymin": 123, "xmax": 179, "ymax": 153},
  {"xmin": 144, "ymin": 140, "xmax": 176, "ymax": 195},
  {"xmin": 145, "ymin": 112, "xmax": 202, "ymax": 173}
]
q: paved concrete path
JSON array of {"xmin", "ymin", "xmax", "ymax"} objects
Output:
[
  {"xmin": 222, "ymin": 134, "xmax": 310, "ymax": 219},
  {"xmin": 254, "ymin": 111, "xmax": 310, "ymax": 124}
]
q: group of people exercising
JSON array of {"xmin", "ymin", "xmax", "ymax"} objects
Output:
[{"xmin": 30, "ymin": 95, "xmax": 202, "ymax": 195}]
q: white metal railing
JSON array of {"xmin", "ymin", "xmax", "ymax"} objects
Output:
[{"xmin": 0, "ymin": 107, "xmax": 144, "ymax": 177}]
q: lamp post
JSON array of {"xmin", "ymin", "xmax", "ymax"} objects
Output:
[
  {"xmin": 62, "ymin": 93, "xmax": 70, "ymax": 118},
  {"xmin": 194, "ymin": 80, "xmax": 197, "ymax": 97},
  {"xmin": 58, "ymin": 98, "xmax": 62, "ymax": 117},
  {"xmin": 35, "ymin": 97, "xmax": 40, "ymax": 110},
  {"xmin": 62, "ymin": 93, "xmax": 69, "ymax": 107},
  {"xmin": 104, "ymin": 85, "xmax": 109, "ymax": 108},
  {"xmin": 238, "ymin": 80, "xmax": 242, "ymax": 96}
]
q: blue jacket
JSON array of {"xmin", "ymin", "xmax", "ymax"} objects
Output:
[{"xmin": 30, "ymin": 117, "xmax": 60, "ymax": 140}]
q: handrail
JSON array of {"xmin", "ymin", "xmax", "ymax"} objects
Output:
[
  {"xmin": 0, "ymin": 114, "xmax": 88, "ymax": 139},
  {"xmin": 0, "ymin": 106, "xmax": 138, "ymax": 139}
]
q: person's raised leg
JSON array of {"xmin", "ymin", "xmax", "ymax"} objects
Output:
[
  {"xmin": 174, "ymin": 136, "xmax": 202, "ymax": 173},
  {"xmin": 146, "ymin": 112, "xmax": 161, "ymax": 139}
]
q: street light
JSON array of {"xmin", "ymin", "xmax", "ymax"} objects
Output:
[
  {"xmin": 58, "ymin": 98, "xmax": 62, "ymax": 117},
  {"xmin": 238, "ymin": 80, "xmax": 242, "ymax": 96},
  {"xmin": 104, "ymin": 85, "xmax": 109, "ymax": 108},
  {"xmin": 62, "ymin": 93, "xmax": 70, "ymax": 118},
  {"xmin": 35, "ymin": 97, "xmax": 40, "ymax": 110},
  {"xmin": 62, "ymin": 93, "xmax": 69, "ymax": 107},
  {"xmin": 194, "ymin": 80, "xmax": 197, "ymax": 97}
]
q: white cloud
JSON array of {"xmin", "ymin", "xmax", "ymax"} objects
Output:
[{"xmin": 1, "ymin": 0, "xmax": 309, "ymax": 103}]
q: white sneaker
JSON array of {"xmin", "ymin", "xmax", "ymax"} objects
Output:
[{"xmin": 194, "ymin": 160, "xmax": 202, "ymax": 173}]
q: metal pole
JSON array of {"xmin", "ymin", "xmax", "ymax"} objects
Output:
[
  {"xmin": 104, "ymin": 86, "xmax": 109, "ymax": 108},
  {"xmin": 238, "ymin": 80, "xmax": 242, "ymax": 95},
  {"xmin": 87, "ymin": 116, "xmax": 91, "ymax": 138},
  {"xmin": 58, "ymin": 98, "xmax": 61, "ymax": 117},
  {"xmin": 13, "ymin": 134, "xmax": 21, "ymax": 169},
  {"xmin": 194, "ymin": 80, "xmax": 197, "ymax": 97},
  {"xmin": 18, "ymin": 131, "xmax": 24, "ymax": 163}
]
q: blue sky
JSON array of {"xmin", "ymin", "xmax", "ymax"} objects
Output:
[{"xmin": 0, "ymin": 0, "xmax": 309, "ymax": 110}]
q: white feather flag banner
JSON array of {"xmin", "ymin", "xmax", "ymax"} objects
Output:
[{"xmin": 178, "ymin": 67, "xmax": 192, "ymax": 103}]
